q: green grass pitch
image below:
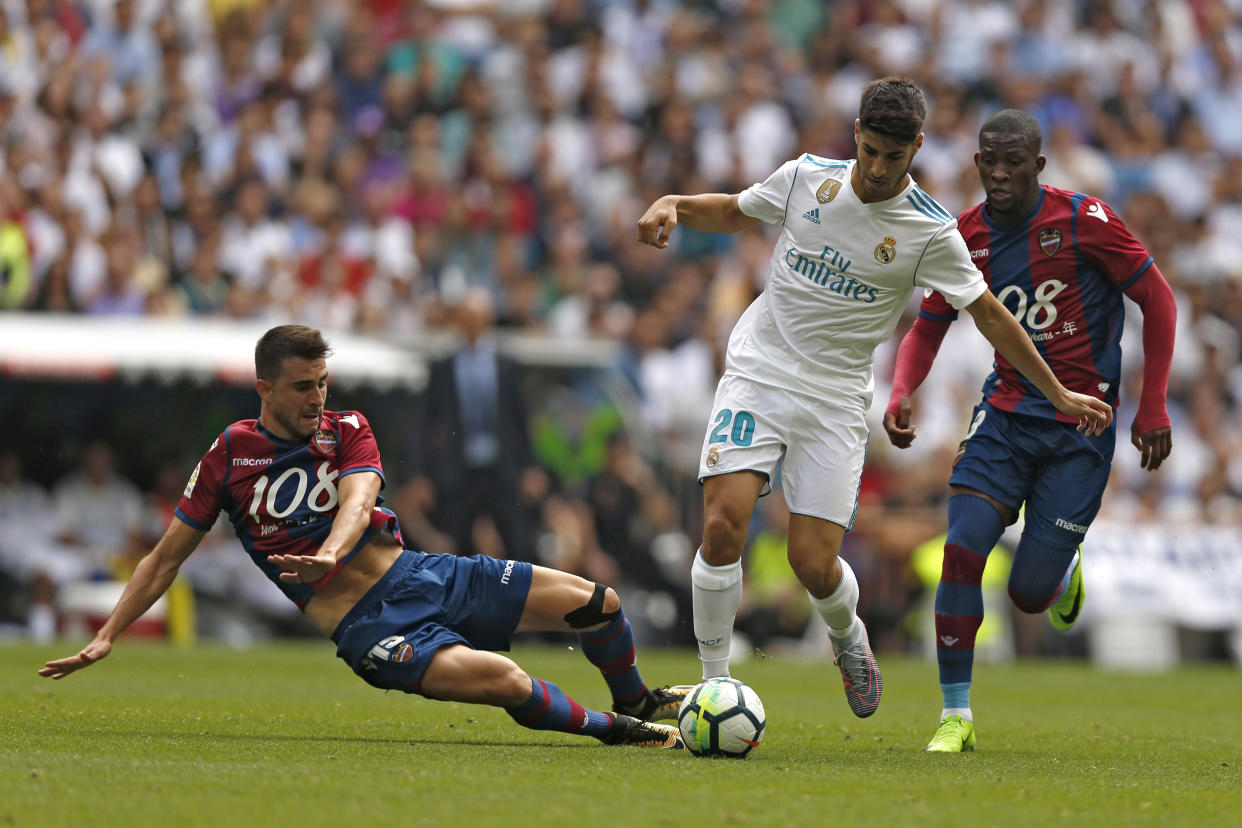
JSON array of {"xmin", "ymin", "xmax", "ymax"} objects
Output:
[{"xmin": 3, "ymin": 639, "xmax": 1239, "ymax": 827}]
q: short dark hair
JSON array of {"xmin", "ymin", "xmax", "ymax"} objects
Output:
[
  {"xmin": 979, "ymin": 109, "xmax": 1042, "ymax": 154},
  {"xmin": 858, "ymin": 77, "xmax": 926, "ymax": 144},
  {"xmin": 254, "ymin": 324, "xmax": 331, "ymax": 382}
]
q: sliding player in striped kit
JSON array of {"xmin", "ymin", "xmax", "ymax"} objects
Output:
[
  {"xmin": 637, "ymin": 79, "xmax": 1113, "ymax": 721},
  {"xmin": 884, "ymin": 109, "xmax": 1175, "ymax": 752},
  {"xmin": 41, "ymin": 325, "xmax": 691, "ymax": 750}
]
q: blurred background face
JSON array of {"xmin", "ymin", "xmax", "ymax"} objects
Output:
[{"xmin": 455, "ymin": 289, "xmax": 495, "ymax": 343}]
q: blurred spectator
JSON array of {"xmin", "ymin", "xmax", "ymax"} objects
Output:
[
  {"xmin": 51, "ymin": 441, "xmax": 144, "ymax": 579},
  {"xmin": 177, "ymin": 229, "xmax": 231, "ymax": 314},
  {"xmin": 423, "ymin": 287, "xmax": 548, "ymax": 560},
  {"xmin": 218, "ymin": 177, "xmax": 295, "ymax": 295},
  {"xmin": 84, "ymin": 223, "xmax": 147, "ymax": 315},
  {"xmin": 80, "ymin": 0, "xmax": 160, "ymax": 89},
  {"xmin": 0, "ymin": 180, "xmax": 31, "ymax": 308},
  {"xmin": 0, "ymin": 449, "xmax": 67, "ymax": 641},
  {"xmin": 586, "ymin": 433, "xmax": 668, "ymax": 593}
]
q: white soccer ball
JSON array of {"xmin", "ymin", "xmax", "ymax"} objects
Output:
[{"xmin": 677, "ymin": 677, "xmax": 766, "ymax": 758}]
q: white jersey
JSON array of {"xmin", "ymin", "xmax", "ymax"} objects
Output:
[{"xmin": 732, "ymin": 154, "xmax": 987, "ymax": 409}]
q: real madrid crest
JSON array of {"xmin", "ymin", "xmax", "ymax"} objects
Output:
[
  {"xmin": 706, "ymin": 445, "xmax": 720, "ymax": 467},
  {"xmin": 816, "ymin": 178, "xmax": 841, "ymax": 204},
  {"xmin": 312, "ymin": 429, "xmax": 338, "ymax": 455},
  {"xmin": 1039, "ymin": 228, "xmax": 1062, "ymax": 257},
  {"xmin": 874, "ymin": 236, "xmax": 897, "ymax": 264}
]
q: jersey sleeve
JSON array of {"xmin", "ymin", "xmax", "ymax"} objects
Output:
[
  {"xmin": 913, "ymin": 223, "xmax": 988, "ymax": 310},
  {"xmin": 1075, "ymin": 198, "xmax": 1153, "ymax": 288},
  {"xmin": 335, "ymin": 411, "xmax": 386, "ymax": 485},
  {"xmin": 737, "ymin": 158, "xmax": 803, "ymax": 224},
  {"xmin": 917, "ymin": 284, "xmax": 958, "ymax": 322},
  {"xmin": 175, "ymin": 432, "xmax": 229, "ymax": 530}
]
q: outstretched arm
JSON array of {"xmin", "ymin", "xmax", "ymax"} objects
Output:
[
  {"xmin": 1124, "ymin": 265, "xmax": 1176, "ymax": 470},
  {"xmin": 964, "ymin": 290, "xmax": 1113, "ymax": 433},
  {"xmin": 39, "ymin": 518, "xmax": 205, "ymax": 679},
  {"xmin": 883, "ymin": 314, "xmax": 953, "ymax": 448},
  {"xmin": 636, "ymin": 193, "xmax": 760, "ymax": 249}
]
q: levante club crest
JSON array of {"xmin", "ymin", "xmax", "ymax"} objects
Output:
[
  {"xmin": 312, "ymin": 429, "xmax": 338, "ymax": 455},
  {"xmin": 1039, "ymin": 228, "xmax": 1062, "ymax": 256}
]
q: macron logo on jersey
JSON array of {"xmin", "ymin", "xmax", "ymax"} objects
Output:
[
  {"xmin": 340, "ymin": 414, "xmax": 360, "ymax": 429},
  {"xmin": 802, "ymin": 208, "xmax": 821, "ymax": 225},
  {"xmin": 232, "ymin": 457, "xmax": 273, "ymax": 466},
  {"xmin": 1085, "ymin": 202, "xmax": 1109, "ymax": 223}
]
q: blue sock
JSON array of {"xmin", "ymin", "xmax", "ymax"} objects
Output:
[
  {"xmin": 577, "ymin": 612, "xmax": 647, "ymax": 709},
  {"xmin": 505, "ymin": 675, "xmax": 613, "ymax": 737},
  {"xmin": 941, "ymin": 682, "xmax": 971, "ymax": 711},
  {"xmin": 936, "ymin": 495, "xmax": 1005, "ymax": 708}
]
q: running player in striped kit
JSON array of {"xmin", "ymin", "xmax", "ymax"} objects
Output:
[{"xmin": 884, "ymin": 109, "xmax": 1176, "ymax": 752}]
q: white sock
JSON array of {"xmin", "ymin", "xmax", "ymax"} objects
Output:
[
  {"xmin": 691, "ymin": 549, "xmax": 742, "ymax": 679},
  {"xmin": 942, "ymin": 707, "xmax": 973, "ymax": 722},
  {"xmin": 807, "ymin": 556, "xmax": 860, "ymax": 640}
]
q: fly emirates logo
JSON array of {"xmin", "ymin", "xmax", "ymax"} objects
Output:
[{"xmin": 783, "ymin": 246, "xmax": 878, "ymax": 303}]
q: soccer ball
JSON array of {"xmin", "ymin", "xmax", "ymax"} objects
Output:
[{"xmin": 677, "ymin": 677, "xmax": 766, "ymax": 758}]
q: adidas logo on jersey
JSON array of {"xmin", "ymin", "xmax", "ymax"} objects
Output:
[{"xmin": 802, "ymin": 208, "xmax": 821, "ymax": 224}]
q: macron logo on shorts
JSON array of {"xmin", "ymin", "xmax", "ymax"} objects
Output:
[{"xmin": 501, "ymin": 559, "xmax": 515, "ymax": 585}]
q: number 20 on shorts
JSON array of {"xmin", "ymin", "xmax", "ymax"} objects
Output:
[{"xmin": 710, "ymin": 409, "xmax": 757, "ymax": 446}]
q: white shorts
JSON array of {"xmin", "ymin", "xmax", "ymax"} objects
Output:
[{"xmin": 697, "ymin": 373, "xmax": 868, "ymax": 528}]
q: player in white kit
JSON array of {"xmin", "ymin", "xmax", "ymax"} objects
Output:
[{"xmin": 636, "ymin": 77, "xmax": 1112, "ymax": 718}]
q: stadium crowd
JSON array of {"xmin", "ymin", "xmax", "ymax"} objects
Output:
[{"xmin": 1, "ymin": 0, "xmax": 1240, "ymax": 649}]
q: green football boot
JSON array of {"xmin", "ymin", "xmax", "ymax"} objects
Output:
[
  {"xmin": 1049, "ymin": 549, "xmax": 1085, "ymax": 632},
  {"xmin": 924, "ymin": 714, "xmax": 976, "ymax": 753}
]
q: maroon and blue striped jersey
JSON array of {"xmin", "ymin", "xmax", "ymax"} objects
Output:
[
  {"xmin": 175, "ymin": 409, "xmax": 398, "ymax": 608},
  {"xmin": 919, "ymin": 185, "xmax": 1154, "ymax": 422}
]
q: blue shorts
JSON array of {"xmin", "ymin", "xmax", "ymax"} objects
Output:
[
  {"xmin": 949, "ymin": 402, "xmax": 1115, "ymax": 547},
  {"xmin": 332, "ymin": 550, "xmax": 533, "ymax": 695}
]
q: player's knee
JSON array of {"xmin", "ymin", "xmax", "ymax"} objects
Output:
[
  {"xmin": 1007, "ymin": 585, "xmax": 1047, "ymax": 614},
  {"xmin": 701, "ymin": 509, "xmax": 747, "ymax": 564},
  {"xmin": 495, "ymin": 664, "xmax": 534, "ymax": 705},
  {"xmin": 1007, "ymin": 564, "xmax": 1061, "ymax": 613},
  {"xmin": 786, "ymin": 544, "xmax": 833, "ymax": 587},
  {"xmin": 562, "ymin": 582, "xmax": 622, "ymax": 630},
  {"xmin": 601, "ymin": 586, "xmax": 621, "ymax": 616},
  {"xmin": 1008, "ymin": 535, "xmax": 1073, "ymax": 612}
]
